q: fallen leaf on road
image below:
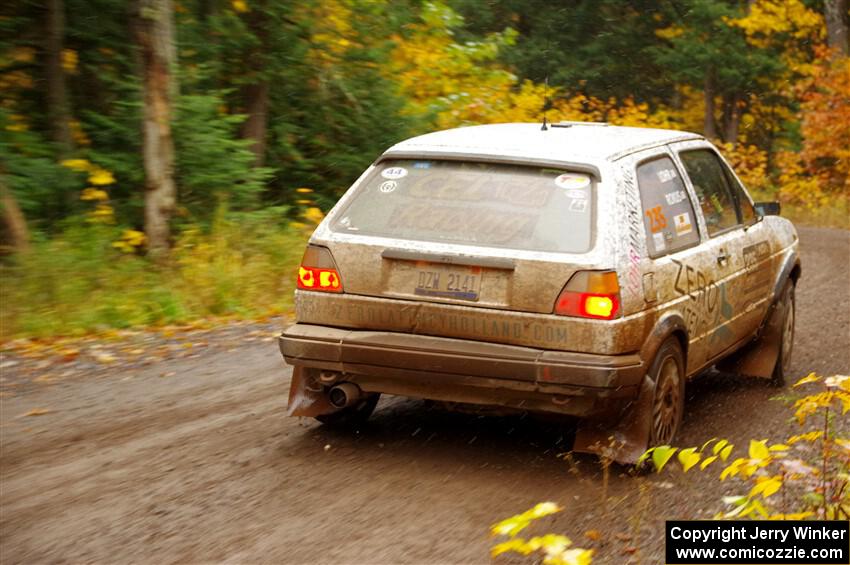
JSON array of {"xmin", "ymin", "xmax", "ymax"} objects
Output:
[
  {"xmin": 60, "ymin": 348, "xmax": 80, "ymax": 362},
  {"xmin": 23, "ymin": 408, "xmax": 51, "ymax": 417},
  {"xmin": 95, "ymin": 352, "xmax": 116, "ymax": 364},
  {"xmin": 584, "ymin": 529, "xmax": 602, "ymax": 541}
]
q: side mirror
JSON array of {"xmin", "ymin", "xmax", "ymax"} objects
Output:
[{"xmin": 754, "ymin": 201, "xmax": 781, "ymax": 216}]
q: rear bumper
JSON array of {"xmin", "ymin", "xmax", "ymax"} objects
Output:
[{"xmin": 279, "ymin": 323, "xmax": 644, "ymax": 418}]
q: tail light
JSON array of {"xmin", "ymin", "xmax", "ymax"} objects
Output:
[
  {"xmin": 297, "ymin": 245, "xmax": 343, "ymax": 293},
  {"xmin": 554, "ymin": 271, "xmax": 621, "ymax": 320}
]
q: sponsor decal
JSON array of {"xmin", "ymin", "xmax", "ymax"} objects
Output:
[
  {"xmin": 379, "ymin": 180, "xmax": 397, "ymax": 193},
  {"xmin": 569, "ymin": 199, "xmax": 588, "ymax": 212},
  {"xmin": 381, "ymin": 166, "xmax": 408, "ymax": 180},
  {"xmin": 664, "ymin": 190, "xmax": 687, "ymax": 206},
  {"xmin": 554, "ymin": 173, "xmax": 591, "ymax": 190},
  {"xmin": 657, "ymin": 168, "xmax": 678, "ymax": 183},
  {"xmin": 653, "ymin": 231, "xmax": 666, "ymax": 252},
  {"xmin": 674, "ymin": 212, "xmax": 693, "ymax": 236}
]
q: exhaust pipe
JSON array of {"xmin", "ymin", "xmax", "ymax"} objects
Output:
[{"xmin": 328, "ymin": 382, "xmax": 361, "ymax": 409}]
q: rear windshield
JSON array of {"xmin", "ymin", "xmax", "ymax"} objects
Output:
[{"xmin": 330, "ymin": 159, "xmax": 594, "ymax": 253}]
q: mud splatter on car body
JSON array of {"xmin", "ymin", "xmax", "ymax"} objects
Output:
[{"xmin": 279, "ymin": 122, "xmax": 800, "ymax": 462}]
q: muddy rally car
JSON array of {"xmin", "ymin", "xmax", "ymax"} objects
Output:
[{"xmin": 279, "ymin": 122, "xmax": 800, "ymax": 462}]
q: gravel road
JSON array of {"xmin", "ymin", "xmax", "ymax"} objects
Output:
[{"xmin": 1, "ymin": 226, "xmax": 848, "ymax": 564}]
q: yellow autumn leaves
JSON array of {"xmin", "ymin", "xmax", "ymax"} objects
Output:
[
  {"xmin": 490, "ymin": 502, "xmax": 593, "ymax": 565},
  {"xmin": 61, "ymin": 158, "xmax": 117, "ymax": 224},
  {"xmin": 60, "ymin": 158, "xmax": 145, "ymax": 252},
  {"xmin": 643, "ymin": 373, "xmax": 849, "ymax": 521}
]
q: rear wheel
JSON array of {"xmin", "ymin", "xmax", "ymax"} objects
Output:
[
  {"xmin": 648, "ymin": 338, "xmax": 685, "ymax": 447},
  {"xmin": 771, "ymin": 281, "xmax": 796, "ymax": 387},
  {"xmin": 315, "ymin": 393, "xmax": 380, "ymax": 427}
]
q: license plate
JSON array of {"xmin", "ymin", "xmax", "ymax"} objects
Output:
[{"xmin": 415, "ymin": 265, "xmax": 482, "ymax": 301}]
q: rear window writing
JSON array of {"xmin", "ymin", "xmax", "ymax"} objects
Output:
[{"xmin": 331, "ymin": 160, "xmax": 594, "ymax": 253}]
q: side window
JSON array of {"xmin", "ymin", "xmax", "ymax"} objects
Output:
[
  {"xmin": 636, "ymin": 156, "xmax": 700, "ymax": 257},
  {"xmin": 722, "ymin": 166, "xmax": 756, "ymax": 224},
  {"xmin": 679, "ymin": 149, "xmax": 740, "ymax": 236}
]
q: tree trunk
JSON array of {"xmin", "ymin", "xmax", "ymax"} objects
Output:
[
  {"xmin": 45, "ymin": 0, "xmax": 73, "ymax": 153},
  {"xmin": 703, "ymin": 73, "xmax": 718, "ymax": 140},
  {"xmin": 825, "ymin": 0, "xmax": 849, "ymax": 57},
  {"xmin": 0, "ymin": 178, "xmax": 30, "ymax": 253},
  {"xmin": 722, "ymin": 93, "xmax": 743, "ymax": 147},
  {"xmin": 136, "ymin": 0, "xmax": 178, "ymax": 255},
  {"xmin": 240, "ymin": 82, "xmax": 270, "ymax": 167}
]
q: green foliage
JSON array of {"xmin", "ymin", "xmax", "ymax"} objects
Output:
[
  {"xmin": 0, "ymin": 110, "xmax": 81, "ymax": 225},
  {"xmin": 0, "ymin": 211, "xmax": 306, "ymax": 339},
  {"xmin": 449, "ymin": 0, "xmax": 673, "ymax": 102},
  {"xmin": 173, "ymin": 93, "xmax": 272, "ymax": 215}
]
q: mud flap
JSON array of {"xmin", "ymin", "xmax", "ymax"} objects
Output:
[
  {"xmin": 716, "ymin": 301, "xmax": 784, "ymax": 379},
  {"xmin": 287, "ymin": 367, "xmax": 336, "ymax": 417},
  {"xmin": 573, "ymin": 374, "xmax": 655, "ymax": 465}
]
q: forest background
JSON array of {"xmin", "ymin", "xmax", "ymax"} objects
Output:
[{"xmin": 1, "ymin": 0, "xmax": 848, "ymax": 339}]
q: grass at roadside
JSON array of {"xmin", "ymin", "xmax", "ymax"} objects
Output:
[{"xmin": 0, "ymin": 212, "xmax": 307, "ymax": 340}]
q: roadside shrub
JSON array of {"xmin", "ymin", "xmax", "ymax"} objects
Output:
[
  {"xmin": 0, "ymin": 212, "xmax": 306, "ymax": 339},
  {"xmin": 490, "ymin": 373, "xmax": 848, "ymax": 564},
  {"xmin": 640, "ymin": 373, "xmax": 849, "ymax": 520}
]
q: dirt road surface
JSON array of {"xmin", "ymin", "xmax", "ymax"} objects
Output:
[{"xmin": 2, "ymin": 226, "xmax": 848, "ymax": 564}]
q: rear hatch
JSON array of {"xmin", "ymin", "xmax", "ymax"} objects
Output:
[{"xmin": 324, "ymin": 158, "xmax": 599, "ymax": 314}]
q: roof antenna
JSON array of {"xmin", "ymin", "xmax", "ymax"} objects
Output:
[{"xmin": 541, "ymin": 76, "xmax": 549, "ymax": 131}]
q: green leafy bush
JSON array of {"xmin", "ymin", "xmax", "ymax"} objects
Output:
[{"xmin": 0, "ymin": 211, "xmax": 305, "ymax": 339}]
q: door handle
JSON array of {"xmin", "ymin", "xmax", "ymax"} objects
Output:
[{"xmin": 717, "ymin": 250, "xmax": 729, "ymax": 265}]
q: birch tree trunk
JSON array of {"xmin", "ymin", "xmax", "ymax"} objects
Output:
[
  {"xmin": 722, "ymin": 93, "xmax": 743, "ymax": 147},
  {"xmin": 825, "ymin": 0, "xmax": 849, "ymax": 57},
  {"xmin": 136, "ymin": 0, "xmax": 177, "ymax": 255}
]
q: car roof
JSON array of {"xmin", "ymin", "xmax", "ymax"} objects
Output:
[{"xmin": 383, "ymin": 122, "xmax": 703, "ymax": 163}]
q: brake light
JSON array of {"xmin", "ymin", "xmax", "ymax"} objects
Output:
[
  {"xmin": 554, "ymin": 271, "xmax": 621, "ymax": 320},
  {"xmin": 297, "ymin": 245, "xmax": 343, "ymax": 293}
]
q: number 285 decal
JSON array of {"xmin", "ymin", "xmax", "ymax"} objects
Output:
[{"xmin": 646, "ymin": 206, "xmax": 667, "ymax": 233}]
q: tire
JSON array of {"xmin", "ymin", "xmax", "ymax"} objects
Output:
[
  {"xmin": 315, "ymin": 393, "xmax": 380, "ymax": 427},
  {"xmin": 771, "ymin": 281, "xmax": 796, "ymax": 387},
  {"xmin": 648, "ymin": 338, "xmax": 686, "ymax": 447}
]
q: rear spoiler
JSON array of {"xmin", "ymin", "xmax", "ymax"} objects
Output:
[{"xmin": 375, "ymin": 151, "xmax": 602, "ymax": 182}]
